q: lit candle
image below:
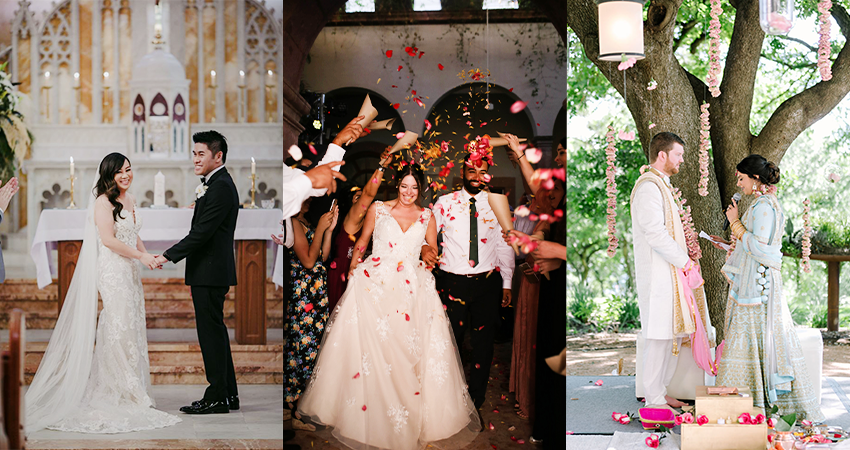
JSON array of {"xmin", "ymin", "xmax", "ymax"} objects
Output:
[
  {"xmin": 266, "ymin": 69, "xmax": 275, "ymax": 87},
  {"xmin": 69, "ymin": 156, "xmax": 75, "ymax": 178},
  {"xmin": 44, "ymin": 71, "xmax": 51, "ymax": 88},
  {"xmin": 251, "ymin": 157, "xmax": 256, "ymax": 176},
  {"xmin": 210, "ymin": 70, "xmax": 217, "ymax": 88},
  {"xmin": 238, "ymin": 70, "xmax": 245, "ymax": 87},
  {"xmin": 73, "ymin": 72, "xmax": 80, "ymax": 88},
  {"xmin": 103, "ymin": 71, "xmax": 109, "ymax": 87}
]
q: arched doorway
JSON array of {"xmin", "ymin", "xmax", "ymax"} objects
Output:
[{"xmin": 423, "ymin": 82, "xmax": 536, "ymax": 206}]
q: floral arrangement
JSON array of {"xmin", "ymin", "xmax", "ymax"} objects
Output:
[
  {"xmin": 818, "ymin": 0, "xmax": 833, "ymax": 81},
  {"xmin": 605, "ymin": 126, "xmax": 619, "ymax": 257},
  {"xmin": 0, "ymin": 62, "xmax": 31, "ymax": 180},
  {"xmin": 737, "ymin": 412, "xmax": 767, "ymax": 425},
  {"xmin": 671, "ymin": 188, "xmax": 702, "ymax": 260},
  {"xmin": 707, "ymin": 0, "xmax": 723, "ymax": 97},
  {"xmin": 698, "ymin": 103, "xmax": 711, "ymax": 196},
  {"xmin": 802, "ymin": 198, "xmax": 812, "ymax": 272},
  {"xmin": 611, "ymin": 411, "xmax": 637, "ymax": 425},
  {"xmin": 753, "ymin": 183, "xmax": 778, "ymax": 198}
]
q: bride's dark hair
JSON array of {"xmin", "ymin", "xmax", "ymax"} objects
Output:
[
  {"xmin": 396, "ymin": 163, "xmax": 425, "ymax": 208},
  {"xmin": 737, "ymin": 154, "xmax": 780, "ymax": 185},
  {"xmin": 94, "ymin": 152, "xmax": 130, "ymax": 222}
]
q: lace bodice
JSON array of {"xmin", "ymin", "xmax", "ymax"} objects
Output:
[
  {"xmin": 96, "ymin": 208, "xmax": 142, "ymax": 250},
  {"xmin": 371, "ymin": 202, "xmax": 431, "ymax": 262}
]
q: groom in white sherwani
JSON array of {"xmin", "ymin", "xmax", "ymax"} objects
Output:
[{"xmin": 630, "ymin": 132, "xmax": 697, "ymax": 410}]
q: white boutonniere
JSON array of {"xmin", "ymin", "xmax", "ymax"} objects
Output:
[{"xmin": 195, "ymin": 183, "xmax": 208, "ymax": 199}]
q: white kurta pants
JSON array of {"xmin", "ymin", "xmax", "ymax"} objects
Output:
[{"xmin": 643, "ymin": 338, "xmax": 679, "ymax": 406}]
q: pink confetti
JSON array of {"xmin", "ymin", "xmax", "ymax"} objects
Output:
[
  {"xmin": 510, "ymin": 100, "xmax": 528, "ymax": 114},
  {"xmin": 469, "ymin": 260, "xmax": 475, "ymax": 267},
  {"xmin": 330, "ymin": 261, "xmax": 337, "ymax": 269},
  {"xmin": 397, "ymin": 265, "xmax": 404, "ymax": 271},
  {"xmin": 482, "ymin": 174, "xmax": 492, "ymax": 182},
  {"xmin": 595, "ymin": 379, "xmax": 603, "ymax": 386},
  {"xmin": 489, "ymin": 422, "xmax": 495, "ymax": 430},
  {"xmin": 308, "ymin": 143, "xmax": 318, "ymax": 155},
  {"xmin": 480, "ymin": 122, "xmax": 487, "ymax": 127},
  {"xmin": 396, "ymin": 132, "xmax": 406, "ymax": 139},
  {"xmin": 425, "ymin": 119, "xmax": 432, "ymax": 131},
  {"xmin": 526, "ymin": 147, "xmax": 542, "ymax": 164}
]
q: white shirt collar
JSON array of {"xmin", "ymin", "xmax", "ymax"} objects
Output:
[
  {"xmin": 460, "ymin": 188, "xmax": 485, "ymax": 202},
  {"xmin": 204, "ymin": 165, "xmax": 226, "ymax": 182}
]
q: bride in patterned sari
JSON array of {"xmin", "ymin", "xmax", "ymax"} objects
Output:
[{"xmin": 710, "ymin": 154, "xmax": 824, "ymax": 421}]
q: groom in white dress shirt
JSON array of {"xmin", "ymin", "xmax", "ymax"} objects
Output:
[
  {"xmin": 630, "ymin": 132, "xmax": 696, "ymax": 410},
  {"xmin": 422, "ymin": 153, "xmax": 514, "ymax": 412}
]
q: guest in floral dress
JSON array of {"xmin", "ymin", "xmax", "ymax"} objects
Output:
[{"xmin": 284, "ymin": 197, "xmax": 338, "ymax": 431}]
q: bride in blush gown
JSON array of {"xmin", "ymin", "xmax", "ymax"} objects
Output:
[
  {"xmin": 298, "ymin": 163, "xmax": 480, "ymax": 450},
  {"xmin": 25, "ymin": 153, "xmax": 181, "ymax": 434}
]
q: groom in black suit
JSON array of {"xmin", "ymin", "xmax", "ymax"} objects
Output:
[{"xmin": 155, "ymin": 130, "xmax": 239, "ymax": 414}]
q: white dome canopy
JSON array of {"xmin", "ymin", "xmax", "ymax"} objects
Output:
[{"xmin": 132, "ymin": 48, "xmax": 186, "ymax": 83}]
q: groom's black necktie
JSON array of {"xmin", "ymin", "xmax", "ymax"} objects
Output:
[
  {"xmin": 469, "ymin": 197, "xmax": 478, "ymax": 267},
  {"xmin": 201, "ymin": 176, "xmax": 207, "ymax": 185}
]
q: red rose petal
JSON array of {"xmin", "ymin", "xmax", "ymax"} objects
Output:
[
  {"xmin": 438, "ymin": 63, "xmax": 444, "ymax": 70},
  {"xmin": 412, "ymin": 90, "xmax": 417, "ymax": 96},
  {"xmin": 304, "ymin": 303, "xmax": 313, "ymax": 312},
  {"xmin": 330, "ymin": 261, "xmax": 337, "ymax": 269},
  {"xmin": 405, "ymin": 313, "xmax": 410, "ymax": 321},
  {"xmin": 475, "ymin": 364, "xmax": 480, "ymax": 369},
  {"xmin": 386, "ymin": 50, "xmax": 393, "ymax": 58},
  {"xmin": 397, "ymin": 65, "xmax": 403, "ymax": 72},
  {"xmin": 414, "ymin": 392, "xmax": 420, "ymax": 395},
  {"xmin": 353, "ymin": 372, "xmax": 360, "ymax": 379},
  {"xmin": 308, "ymin": 143, "xmax": 317, "ymax": 155},
  {"xmin": 418, "ymin": 51, "xmax": 425, "ymax": 59},
  {"xmin": 489, "ymin": 422, "xmax": 495, "ymax": 430},
  {"xmin": 481, "ymin": 238, "xmax": 487, "ymax": 243},
  {"xmin": 362, "ymin": 405, "xmax": 367, "ymax": 411},
  {"xmin": 364, "ymin": 270, "xmax": 370, "ymax": 277}
]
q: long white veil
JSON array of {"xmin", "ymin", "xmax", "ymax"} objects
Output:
[{"xmin": 25, "ymin": 176, "xmax": 100, "ymax": 432}]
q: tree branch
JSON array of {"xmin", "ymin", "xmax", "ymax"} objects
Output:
[
  {"xmin": 759, "ymin": 53, "xmax": 817, "ymax": 70},
  {"xmin": 753, "ymin": 4, "xmax": 850, "ymax": 163},
  {"xmin": 775, "ymin": 35, "xmax": 818, "ymax": 53},
  {"xmin": 673, "ymin": 19, "xmax": 699, "ymax": 53},
  {"xmin": 689, "ymin": 30, "xmax": 707, "ymax": 55}
]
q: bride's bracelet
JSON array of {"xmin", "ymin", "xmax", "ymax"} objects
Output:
[{"xmin": 730, "ymin": 220, "xmax": 746, "ymax": 240}]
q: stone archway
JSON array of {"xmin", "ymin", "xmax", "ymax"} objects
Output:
[{"xmin": 281, "ymin": 0, "xmax": 566, "ymax": 149}]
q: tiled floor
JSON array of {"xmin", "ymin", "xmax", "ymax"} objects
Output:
[{"xmin": 27, "ymin": 385, "xmax": 284, "ymax": 449}]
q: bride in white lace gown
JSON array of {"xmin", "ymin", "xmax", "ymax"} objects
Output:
[
  {"xmin": 25, "ymin": 153, "xmax": 181, "ymax": 433},
  {"xmin": 298, "ymin": 165, "xmax": 480, "ymax": 450}
]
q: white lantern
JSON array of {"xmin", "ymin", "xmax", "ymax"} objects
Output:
[
  {"xmin": 597, "ymin": 0, "xmax": 646, "ymax": 62},
  {"xmin": 759, "ymin": 0, "xmax": 794, "ymax": 35}
]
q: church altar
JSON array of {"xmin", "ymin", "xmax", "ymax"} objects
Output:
[{"xmin": 31, "ymin": 207, "xmax": 283, "ymax": 344}]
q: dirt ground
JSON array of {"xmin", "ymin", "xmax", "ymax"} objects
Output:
[{"xmin": 567, "ymin": 330, "xmax": 850, "ymax": 377}]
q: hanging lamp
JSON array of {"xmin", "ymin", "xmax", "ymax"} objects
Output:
[
  {"xmin": 759, "ymin": 0, "xmax": 794, "ymax": 35},
  {"xmin": 597, "ymin": 0, "xmax": 646, "ymax": 61}
]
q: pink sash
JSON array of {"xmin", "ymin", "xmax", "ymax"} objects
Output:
[{"xmin": 677, "ymin": 264, "xmax": 724, "ymax": 376}]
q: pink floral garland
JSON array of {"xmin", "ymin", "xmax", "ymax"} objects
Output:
[
  {"xmin": 605, "ymin": 126, "xmax": 619, "ymax": 257},
  {"xmin": 726, "ymin": 234, "xmax": 737, "ymax": 260},
  {"xmin": 698, "ymin": 103, "xmax": 711, "ymax": 196},
  {"xmin": 707, "ymin": 0, "xmax": 723, "ymax": 97},
  {"xmin": 818, "ymin": 0, "xmax": 833, "ymax": 81},
  {"xmin": 802, "ymin": 198, "xmax": 812, "ymax": 273},
  {"xmin": 671, "ymin": 188, "xmax": 702, "ymax": 261}
]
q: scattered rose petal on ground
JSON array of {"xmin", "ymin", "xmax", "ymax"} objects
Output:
[
  {"xmin": 386, "ymin": 50, "xmax": 392, "ymax": 58},
  {"xmin": 438, "ymin": 63, "xmax": 444, "ymax": 70}
]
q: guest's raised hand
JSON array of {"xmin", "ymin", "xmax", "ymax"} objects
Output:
[
  {"xmin": 0, "ymin": 177, "xmax": 19, "ymax": 212},
  {"xmin": 504, "ymin": 134, "xmax": 522, "ymax": 156},
  {"xmin": 332, "ymin": 116, "xmax": 366, "ymax": 147},
  {"xmin": 379, "ymin": 148, "xmax": 393, "ymax": 167},
  {"xmin": 506, "ymin": 229, "xmax": 530, "ymax": 246},
  {"xmin": 305, "ymin": 161, "xmax": 347, "ymax": 194},
  {"xmin": 317, "ymin": 210, "xmax": 335, "ymax": 233},
  {"xmin": 530, "ymin": 240, "xmax": 565, "ymax": 261},
  {"xmin": 329, "ymin": 204, "xmax": 340, "ymax": 231}
]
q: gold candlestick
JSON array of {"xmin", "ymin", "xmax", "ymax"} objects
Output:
[
  {"xmin": 248, "ymin": 173, "xmax": 257, "ymax": 209},
  {"xmin": 67, "ymin": 175, "xmax": 77, "ymax": 209}
]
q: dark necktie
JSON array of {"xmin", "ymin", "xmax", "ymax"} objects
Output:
[
  {"xmin": 469, "ymin": 197, "xmax": 478, "ymax": 267},
  {"xmin": 201, "ymin": 176, "xmax": 207, "ymax": 185}
]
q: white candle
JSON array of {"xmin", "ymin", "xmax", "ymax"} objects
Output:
[
  {"xmin": 238, "ymin": 70, "xmax": 246, "ymax": 87},
  {"xmin": 44, "ymin": 71, "xmax": 51, "ymax": 88},
  {"xmin": 103, "ymin": 71, "xmax": 109, "ymax": 87},
  {"xmin": 251, "ymin": 157, "xmax": 256, "ymax": 176},
  {"xmin": 266, "ymin": 69, "xmax": 274, "ymax": 87},
  {"xmin": 210, "ymin": 70, "xmax": 217, "ymax": 88},
  {"xmin": 69, "ymin": 156, "xmax": 74, "ymax": 178},
  {"xmin": 73, "ymin": 72, "xmax": 80, "ymax": 88},
  {"xmin": 154, "ymin": 171, "xmax": 165, "ymax": 207}
]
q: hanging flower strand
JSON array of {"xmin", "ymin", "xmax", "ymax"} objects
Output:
[
  {"xmin": 671, "ymin": 188, "xmax": 702, "ymax": 260},
  {"xmin": 818, "ymin": 0, "xmax": 833, "ymax": 81},
  {"xmin": 698, "ymin": 103, "xmax": 711, "ymax": 196},
  {"xmin": 605, "ymin": 126, "xmax": 619, "ymax": 257},
  {"xmin": 707, "ymin": 0, "xmax": 723, "ymax": 97},
  {"xmin": 802, "ymin": 198, "xmax": 812, "ymax": 273}
]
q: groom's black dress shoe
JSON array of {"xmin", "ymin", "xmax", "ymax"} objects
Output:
[
  {"xmin": 180, "ymin": 399, "xmax": 229, "ymax": 414},
  {"xmin": 190, "ymin": 395, "xmax": 239, "ymax": 411}
]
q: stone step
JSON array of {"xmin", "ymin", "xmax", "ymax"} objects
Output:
[
  {"xmin": 0, "ymin": 278, "xmax": 284, "ymax": 329},
  {"xmin": 13, "ymin": 342, "xmax": 283, "ymax": 385}
]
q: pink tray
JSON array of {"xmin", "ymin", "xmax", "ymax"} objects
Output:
[{"xmin": 638, "ymin": 407, "xmax": 676, "ymax": 430}]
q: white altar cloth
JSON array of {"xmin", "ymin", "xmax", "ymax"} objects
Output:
[{"xmin": 31, "ymin": 208, "xmax": 283, "ymax": 289}]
